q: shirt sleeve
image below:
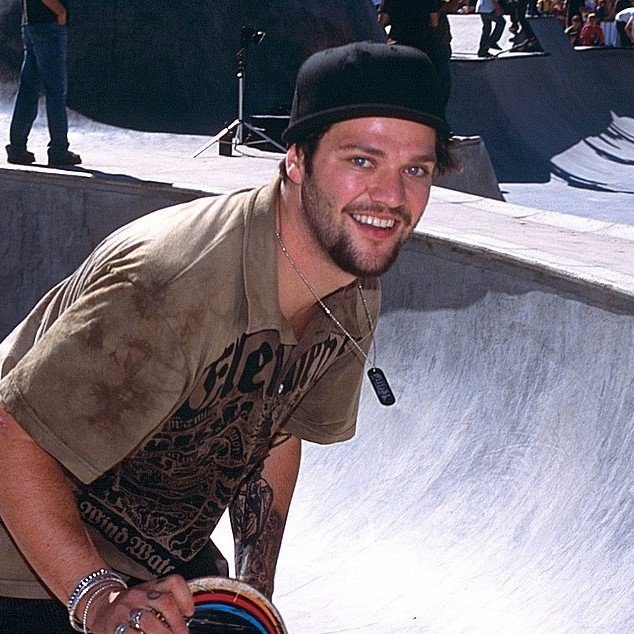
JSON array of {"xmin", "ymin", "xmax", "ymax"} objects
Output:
[
  {"xmin": 283, "ymin": 344, "xmax": 366, "ymax": 444},
  {"xmin": 0, "ymin": 273, "xmax": 189, "ymax": 484}
]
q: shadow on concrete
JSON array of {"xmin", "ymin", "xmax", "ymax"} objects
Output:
[
  {"xmin": 0, "ymin": 0, "xmax": 385, "ymax": 134},
  {"xmin": 446, "ymin": 17, "xmax": 634, "ymax": 188}
]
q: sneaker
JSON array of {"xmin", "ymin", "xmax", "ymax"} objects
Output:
[
  {"xmin": 48, "ymin": 149, "xmax": 82, "ymax": 167},
  {"xmin": 6, "ymin": 145, "xmax": 35, "ymax": 165},
  {"xmin": 489, "ymin": 43, "xmax": 502, "ymax": 50},
  {"xmin": 477, "ymin": 51, "xmax": 494, "ymax": 57}
]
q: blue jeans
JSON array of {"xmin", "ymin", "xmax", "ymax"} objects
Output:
[
  {"xmin": 8, "ymin": 23, "xmax": 69, "ymax": 153},
  {"xmin": 478, "ymin": 13, "xmax": 506, "ymax": 55}
]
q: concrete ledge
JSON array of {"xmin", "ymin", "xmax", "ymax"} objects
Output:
[
  {"xmin": 419, "ymin": 187, "xmax": 634, "ymax": 306},
  {"xmin": 2, "ymin": 161, "xmax": 632, "ymax": 341}
]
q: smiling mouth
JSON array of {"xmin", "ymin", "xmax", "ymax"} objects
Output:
[{"xmin": 352, "ymin": 213, "xmax": 395, "ymax": 229}]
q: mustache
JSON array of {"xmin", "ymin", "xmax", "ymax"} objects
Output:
[{"xmin": 343, "ymin": 202, "xmax": 412, "ymax": 226}]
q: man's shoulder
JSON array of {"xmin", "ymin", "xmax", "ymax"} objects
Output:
[{"xmin": 78, "ymin": 187, "xmax": 259, "ymax": 294}]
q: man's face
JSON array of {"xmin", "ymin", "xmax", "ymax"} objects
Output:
[{"xmin": 297, "ymin": 117, "xmax": 437, "ymax": 278}]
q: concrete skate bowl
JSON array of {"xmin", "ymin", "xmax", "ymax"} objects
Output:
[
  {"xmin": 276, "ymin": 233, "xmax": 633, "ymax": 632},
  {"xmin": 0, "ymin": 0, "xmax": 385, "ymax": 133},
  {"xmin": 446, "ymin": 17, "xmax": 634, "ymax": 190},
  {"xmin": 1, "ymin": 166, "xmax": 632, "ymax": 632}
]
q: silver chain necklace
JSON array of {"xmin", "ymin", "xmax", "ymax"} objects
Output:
[{"xmin": 275, "ymin": 228, "xmax": 395, "ymax": 406}]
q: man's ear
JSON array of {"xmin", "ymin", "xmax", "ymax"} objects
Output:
[{"xmin": 285, "ymin": 144, "xmax": 305, "ymax": 184}]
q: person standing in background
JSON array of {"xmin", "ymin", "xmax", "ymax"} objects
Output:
[
  {"xmin": 614, "ymin": 0, "xmax": 633, "ymax": 44},
  {"xmin": 6, "ymin": 0, "xmax": 81, "ymax": 167},
  {"xmin": 475, "ymin": 0, "xmax": 507, "ymax": 56},
  {"xmin": 379, "ymin": 0, "xmax": 463, "ymax": 108}
]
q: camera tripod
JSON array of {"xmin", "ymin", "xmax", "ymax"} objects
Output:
[{"xmin": 193, "ymin": 37, "xmax": 285, "ymax": 157}]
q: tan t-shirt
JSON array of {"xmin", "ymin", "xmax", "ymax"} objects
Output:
[{"xmin": 0, "ymin": 178, "xmax": 379, "ymax": 598}]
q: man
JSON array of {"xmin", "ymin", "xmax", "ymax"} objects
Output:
[
  {"xmin": 6, "ymin": 0, "xmax": 81, "ymax": 167},
  {"xmin": 475, "ymin": 0, "xmax": 506, "ymax": 57},
  {"xmin": 615, "ymin": 3, "xmax": 634, "ymax": 45},
  {"xmin": 0, "ymin": 42, "xmax": 453, "ymax": 633},
  {"xmin": 378, "ymin": 0, "xmax": 463, "ymax": 108}
]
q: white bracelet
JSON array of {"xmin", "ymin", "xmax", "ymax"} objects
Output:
[
  {"xmin": 67, "ymin": 569, "xmax": 128, "ymax": 631},
  {"xmin": 81, "ymin": 582, "xmax": 125, "ymax": 634}
]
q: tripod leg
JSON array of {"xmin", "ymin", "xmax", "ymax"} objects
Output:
[
  {"xmin": 193, "ymin": 120, "xmax": 241, "ymax": 158},
  {"xmin": 238, "ymin": 122, "xmax": 286, "ymax": 152}
]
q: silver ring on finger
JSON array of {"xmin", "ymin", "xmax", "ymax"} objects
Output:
[
  {"xmin": 129, "ymin": 607, "xmax": 147, "ymax": 630},
  {"xmin": 114, "ymin": 624, "xmax": 131, "ymax": 634}
]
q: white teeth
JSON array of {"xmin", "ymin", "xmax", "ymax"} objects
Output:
[{"xmin": 352, "ymin": 214, "xmax": 395, "ymax": 229}]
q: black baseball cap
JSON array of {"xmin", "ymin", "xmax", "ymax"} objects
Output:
[{"xmin": 282, "ymin": 41, "xmax": 451, "ymax": 144}]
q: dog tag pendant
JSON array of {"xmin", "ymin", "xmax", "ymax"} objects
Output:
[{"xmin": 367, "ymin": 367, "xmax": 396, "ymax": 406}]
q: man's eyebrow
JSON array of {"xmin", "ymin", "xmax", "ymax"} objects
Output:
[{"xmin": 337, "ymin": 143, "xmax": 436, "ymax": 163}]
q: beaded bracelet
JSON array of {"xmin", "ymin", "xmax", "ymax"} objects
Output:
[
  {"xmin": 67, "ymin": 569, "xmax": 128, "ymax": 631},
  {"xmin": 81, "ymin": 582, "xmax": 125, "ymax": 634}
]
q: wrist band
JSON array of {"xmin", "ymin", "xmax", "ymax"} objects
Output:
[
  {"xmin": 81, "ymin": 582, "xmax": 125, "ymax": 634},
  {"xmin": 67, "ymin": 568, "xmax": 128, "ymax": 632}
]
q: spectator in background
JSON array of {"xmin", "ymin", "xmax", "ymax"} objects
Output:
[
  {"xmin": 550, "ymin": 1, "xmax": 569, "ymax": 27},
  {"xmin": 506, "ymin": 0, "xmax": 521, "ymax": 32},
  {"xmin": 378, "ymin": 0, "xmax": 462, "ymax": 108},
  {"xmin": 579, "ymin": 11, "xmax": 606, "ymax": 42},
  {"xmin": 565, "ymin": 14, "xmax": 584, "ymax": 43},
  {"xmin": 508, "ymin": 0, "xmax": 536, "ymax": 40},
  {"xmin": 476, "ymin": 0, "xmax": 507, "ymax": 56},
  {"xmin": 614, "ymin": 0, "xmax": 634, "ymax": 44},
  {"xmin": 6, "ymin": 0, "xmax": 81, "ymax": 167},
  {"xmin": 537, "ymin": 0, "xmax": 555, "ymax": 14},
  {"xmin": 595, "ymin": 0, "xmax": 609, "ymax": 18},
  {"xmin": 537, "ymin": 0, "xmax": 567, "ymax": 28},
  {"xmin": 567, "ymin": 0, "xmax": 586, "ymax": 23},
  {"xmin": 597, "ymin": 0, "xmax": 619, "ymax": 45}
]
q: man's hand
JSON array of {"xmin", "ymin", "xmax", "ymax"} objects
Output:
[{"xmin": 85, "ymin": 575, "xmax": 194, "ymax": 634}]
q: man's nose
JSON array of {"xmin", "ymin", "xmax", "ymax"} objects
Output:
[{"xmin": 368, "ymin": 170, "xmax": 406, "ymax": 209}]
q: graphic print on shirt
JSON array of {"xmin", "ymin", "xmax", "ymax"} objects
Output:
[{"xmin": 77, "ymin": 330, "xmax": 347, "ymax": 574}]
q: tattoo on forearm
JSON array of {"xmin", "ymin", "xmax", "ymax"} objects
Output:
[{"xmin": 230, "ymin": 468, "xmax": 286, "ymax": 599}]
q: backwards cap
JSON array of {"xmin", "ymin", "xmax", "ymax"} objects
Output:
[{"xmin": 282, "ymin": 41, "xmax": 451, "ymax": 144}]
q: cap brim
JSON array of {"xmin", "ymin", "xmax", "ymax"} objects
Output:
[{"xmin": 281, "ymin": 103, "xmax": 451, "ymax": 144}]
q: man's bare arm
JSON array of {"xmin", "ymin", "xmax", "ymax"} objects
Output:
[
  {"xmin": 0, "ymin": 400, "xmax": 106, "ymax": 601},
  {"xmin": 0, "ymin": 400, "xmax": 193, "ymax": 633},
  {"xmin": 230, "ymin": 432, "xmax": 301, "ymax": 599}
]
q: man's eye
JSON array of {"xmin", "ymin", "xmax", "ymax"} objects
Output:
[
  {"xmin": 407, "ymin": 165, "xmax": 432, "ymax": 177},
  {"xmin": 351, "ymin": 157, "xmax": 371, "ymax": 168}
]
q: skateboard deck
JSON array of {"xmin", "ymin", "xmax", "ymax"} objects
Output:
[{"xmin": 187, "ymin": 577, "xmax": 287, "ymax": 633}]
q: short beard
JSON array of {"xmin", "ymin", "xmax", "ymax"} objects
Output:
[{"xmin": 301, "ymin": 173, "xmax": 404, "ymax": 278}]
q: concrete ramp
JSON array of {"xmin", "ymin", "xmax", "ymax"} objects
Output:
[
  {"xmin": 273, "ymin": 208, "xmax": 634, "ymax": 632},
  {"xmin": 1, "ymin": 153, "xmax": 632, "ymax": 633},
  {"xmin": 446, "ymin": 17, "xmax": 634, "ymax": 189}
]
